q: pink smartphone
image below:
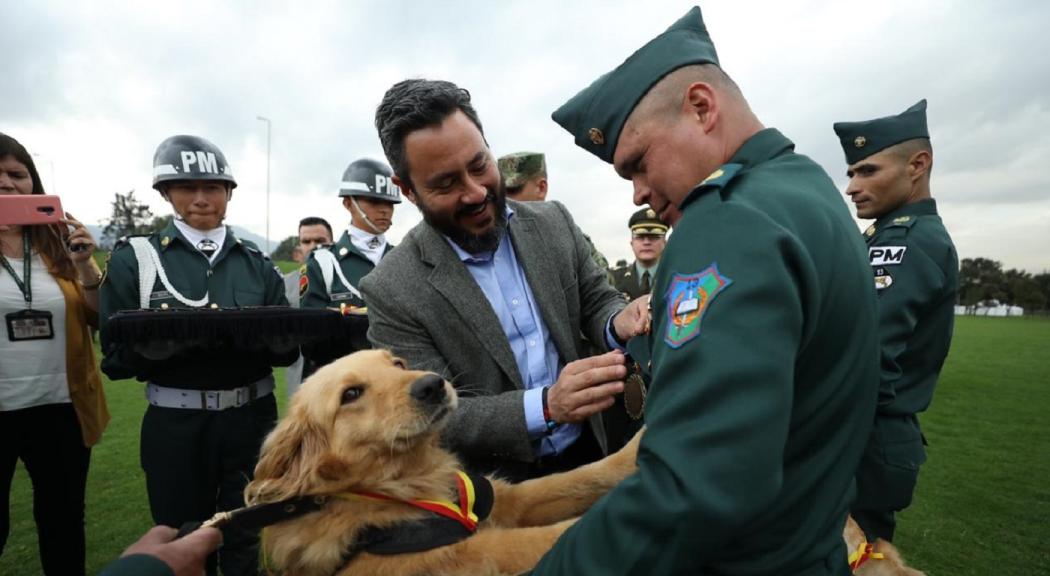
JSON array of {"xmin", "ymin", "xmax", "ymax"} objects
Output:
[{"xmin": 0, "ymin": 194, "xmax": 65, "ymax": 226}]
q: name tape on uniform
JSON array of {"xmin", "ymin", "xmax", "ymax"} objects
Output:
[{"xmin": 869, "ymin": 246, "xmax": 907, "ymax": 266}]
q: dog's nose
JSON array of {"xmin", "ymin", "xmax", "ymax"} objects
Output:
[{"xmin": 409, "ymin": 374, "xmax": 447, "ymax": 405}]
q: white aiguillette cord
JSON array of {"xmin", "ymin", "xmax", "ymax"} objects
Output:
[
  {"xmin": 313, "ymin": 248, "xmax": 363, "ymax": 299},
  {"xmin": 129, "ymin": 237, "xmax": 209, "ymax": 308}
]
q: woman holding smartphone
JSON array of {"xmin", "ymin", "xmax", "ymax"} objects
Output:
[{"xmin": 0, "ymin": 132, "xmax": 109, "ymax": 575}]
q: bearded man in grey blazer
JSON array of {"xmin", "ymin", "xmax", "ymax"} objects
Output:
[{"xmin": 362, "ymin": 79, "xmax": 648, "ymax": 481}]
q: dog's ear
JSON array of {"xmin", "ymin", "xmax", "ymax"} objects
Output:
[{"xmin": 247, "ymin": 405, "xmax": 330, "ymax": 503}]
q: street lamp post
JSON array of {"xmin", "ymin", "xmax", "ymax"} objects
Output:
[{"xmin": 256, "ymin": 115, "xmax": 272, "ymax": 253}]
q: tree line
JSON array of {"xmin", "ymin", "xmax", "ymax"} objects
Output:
[{"xmin": 960, "ymin": 258, "xmax": 1049, "ymax": 312}]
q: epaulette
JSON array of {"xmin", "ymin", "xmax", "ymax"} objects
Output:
[
  {"xmin": 111, "ymin": 233, "xmax": 151, "ymax": 251},
  {"xmin": 885, "ymin": 215, "xmax": 918, "ymax": 229},
  {"xmin": 695, "ymin": 163, "xmax": 744, "ymax": 192}
]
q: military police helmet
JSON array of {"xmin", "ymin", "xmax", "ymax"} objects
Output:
[
  {"xmin": 338, "ymin": 158, "xmax": 401, "ymax": 204},
  {"xmin": 152, "ymin": 135, "xmax": 237, "ymax": 190}
]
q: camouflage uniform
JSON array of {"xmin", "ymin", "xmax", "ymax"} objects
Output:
[{"xmin": 499, "ymin": 151, "xmax": 614, "ymax": 285}]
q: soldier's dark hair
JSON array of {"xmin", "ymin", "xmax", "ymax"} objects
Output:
[
  {"xmin": 375, "ymin": 79, "xmax": 485, "ymax": 191},
  {"xmin": 298, "ymin": 216, "xmax": 332, "ymax": 237}
]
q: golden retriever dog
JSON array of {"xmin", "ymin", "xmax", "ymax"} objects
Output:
[
  {"xmin": 843, "ymin": 516, "xmax": 926, "ymax": 576},
  {"xmin": 245, "ymin": 349, "xmax": 641, "ymax": 576}
]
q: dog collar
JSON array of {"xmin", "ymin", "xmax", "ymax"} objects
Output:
[
  {"xmin": 848, "ymin": 540, "xmax": 885, "ymax": 572},
  {"xmin": 330, "ymin": 471, "xmax": 494, "ymax": 571}
]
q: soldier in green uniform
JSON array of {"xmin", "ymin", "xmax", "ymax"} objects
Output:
[
  {"xmin": 533, "ymin": 6, "xmax": 879, "ymax": 575},
  {"xmin": 498, "ymin": 151, "xmax": 614, "ymax": 283},
  {"xmin": 99, "ymin": 135, "xmax": 292, "ymax": 576},
  {"xmin": 300, "ymin": 157, "xmax": 400, "ymax": 310},
  {"xmin": 610, "ymin": 207, "xmax": 667, "ymax": 300},
  {"xmin": 298, "ymin": 158, "xmax": 400, "ymax": 376},
  {"xmin": 833, "ymin": 100, "xmax": 959, "ymax": 543}
]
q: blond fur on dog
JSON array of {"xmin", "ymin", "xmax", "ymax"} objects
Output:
[
  {"xmin": 843, "ymin": 516, "xmax": 925, "ymax": 576},
  {"xmin": 245, "ymin": 349, "xmax": 641, "ymax": 576}
]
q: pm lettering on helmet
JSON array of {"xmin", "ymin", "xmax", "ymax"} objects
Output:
[
  {"xmin": 375, "ymin": 174, "xmax": 399, "ymax": 198},
  {"xmin": 181, "ymin": 151, "xmax": 219, "ymax": 174},
  {"xmin": 869, "ymin": 246, "xmax": 907, "ymax": 266}
]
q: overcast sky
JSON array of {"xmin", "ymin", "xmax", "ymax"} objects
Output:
[{"xmin": 4, "ymin": 0, "xmax": 1048, "ymax": 272}]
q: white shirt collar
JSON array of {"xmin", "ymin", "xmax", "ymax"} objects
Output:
[
  {"xmin": 347, "ymin": 224, "xmax": 386, "ymax": 266},
  {"xmin": 173, "ymin": 219, "xmax": 227, "ymax": 263}
]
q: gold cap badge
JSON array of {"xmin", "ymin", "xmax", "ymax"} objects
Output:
[
  {"xmin": 854, "ymin": 136, "xmax": 867, "ymax": 148},
  {"xmin": 646, "ymin": 208, "xmax": 656, "ymax": 218},
  {"xmin": 588, "ymin": 128, "xmax": 605, "ymax": 145}
]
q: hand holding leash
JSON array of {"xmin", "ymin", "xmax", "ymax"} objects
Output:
[
  {"xmin": 119, "ymin": 525, "xmax": 222, "ymax": 576},
  {"xmin": 547, "ymin": 351, "xmax": 626, "ymax": 423}
]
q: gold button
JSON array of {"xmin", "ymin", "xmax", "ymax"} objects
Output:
[
  {"xmin": 854, "ymin": 136, "xmax": 867, "ymax": 148},
  {"xmin": 210, "ymin": 303, "xmax": 219, "ymax": 309},
  {"xmin": 160, "ymin": 303, "xmax": 169, "ymax": 310},
  {"xmin": 588, "ymin": 128, "xmax": 605, "ymax": 145},
  {"xmin": 160, "ymin": 237, "xmax": 171, "ymax": 247},
  {"xmin": 339, "ymin": 247, "xmax": 349, "ymax": 256}
]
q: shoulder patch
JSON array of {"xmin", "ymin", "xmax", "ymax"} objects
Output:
[
  {"xmin": 299, "ymin": 272, "xmax": 309, "ymax": 299},
  {"xmin": 869, "ymin": 246, "xmax": 907, "ymax": 266},
  {"xmin": 664, "ymin": 263, "xmax": 732, "ymax": 349}
]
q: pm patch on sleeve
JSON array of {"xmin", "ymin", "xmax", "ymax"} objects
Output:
[
  {"xmin": 869, "ymin": 246, "xmax": 907, "ymax": 266},
  {"xmin": 665, "ymin": 263, "xmax": 732, "ymax": 349}
]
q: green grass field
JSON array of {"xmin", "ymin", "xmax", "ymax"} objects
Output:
[{"xmin": 2, "ymin": 316, "xmax": 1048, "ymax": 574}]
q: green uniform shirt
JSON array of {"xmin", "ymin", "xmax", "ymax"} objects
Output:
[
  {"xmin": 99, "ymin": 221, "xmax": 290, "ymax": 389},
  {"xmin": 611, "ymin": 261, "xmax": 655, "ymax": 300},
  {"xmin": 864, "ymin": 199, "xmax": 958, "ymax": 417},
  {"xmin": 300, "ymin": 230, "xmax": 391, "ymax": 309},
  {"xmin": 535, "ymin": 129, "xmax": 879, "ymax": 576}
]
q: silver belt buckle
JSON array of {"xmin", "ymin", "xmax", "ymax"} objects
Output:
[
  {"xmin": 203, "ymin": 390, "xmax": 221, "ymax": 411},
  {"xmin": 235, "ymin": 386, "xmax": 249, "ymax": 408}
]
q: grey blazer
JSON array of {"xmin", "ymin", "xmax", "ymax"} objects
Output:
[{"xmin": 360, "ymin": 200, "xmax": 625, "ymax": 472}]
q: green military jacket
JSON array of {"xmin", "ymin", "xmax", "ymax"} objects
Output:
[
  {"xmin": 611, "ymin": 261, "xmax": 653, "ymax": 300},
  {"xmin": 99, "ymin": 221, "xmax": 291, "ymax": 389},
  {"xmin": 864, "ymin": 199, "xmax": 958, "ymax": 418},
  {"xmin": 300, "ymin": 230, "xmax": 392, "ymax": 309},
  {"xmin": 535, "ymin": 129, "xmax": 879, "ymax": 576}
]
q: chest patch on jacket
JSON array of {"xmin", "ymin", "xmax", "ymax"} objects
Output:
[{"xmin": 869, "ymin": 246, "xmax": 907, "ymax": 266}]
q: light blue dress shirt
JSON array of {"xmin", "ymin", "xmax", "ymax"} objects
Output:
[{"xmin": 446, "ymin": 207, "xmax": 625, "ymax": 457}]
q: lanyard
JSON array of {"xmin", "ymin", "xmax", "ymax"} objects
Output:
[{"xmin": 0, "ymin": 229, "xmax": 32, "ymax": 308}]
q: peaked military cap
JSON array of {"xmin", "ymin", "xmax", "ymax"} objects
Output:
[
  {"xmin": 833, "ymin": 99, "xmax": 930, "ymax": 165},
  {"xmin": 629, "ymin": 207, "xmax": 668, "ymax": 236},
  {"xmin": 498, "ymin": 152, "xmax": 547, "ymax": 188},
  {"xmin": 551, "ymin": 6, "xmax": 720, "ymax": 164}
]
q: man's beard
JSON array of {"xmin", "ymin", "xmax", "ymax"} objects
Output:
[{"xmin": 419, "ymin": 186, "xmax": 507, "ymax": 254}]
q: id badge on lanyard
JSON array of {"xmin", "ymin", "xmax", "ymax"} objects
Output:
[{"xmin": 2, "ymin": 229, "xmax": 54, "ymax": 342}]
